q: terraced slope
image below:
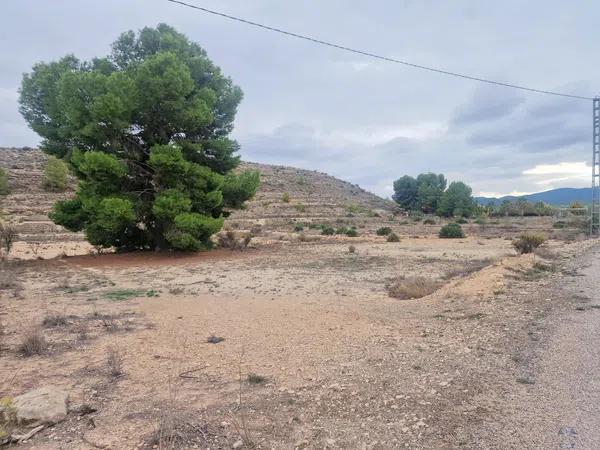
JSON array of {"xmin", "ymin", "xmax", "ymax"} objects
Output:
[
  {"xmin": 0, "ymin": 148, "xmax": 398, "ymax": 242},
  {"xmin": 0, "ymin": 147, "xmax": 80, "ymax": 243}
]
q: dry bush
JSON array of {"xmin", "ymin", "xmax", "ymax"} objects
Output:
[
  {"xmin": 0, "ymin": 223, "xmax": 17, "ymax": 255},
  {"xmin": 18, "ymin": 328, "xmax": 46, "ymax": 356},
  {"xmin": 102, "ymin": 318, "xmax": 120, "ymax": 333},
  {"xmin": 27, "ymin": 241, "xmax": 43, "ymax": 258},
  {"xmin": 217, "ymin": 231, "xmax": 253, "ymax": 251},
  {"xmin": 513, "ymin": 233, "xmax": 546, "ymax": 254},
  {"xmin": 106, "ymin": 346, "xmax": 124, "ymax": 378},
  {"xmin": 387, "ymin": 232, "xmax": 400, "ymax": 242},
  {"xmin": 348, "ymin": 245, "xmax": 356, "ymax": 254},
  {"xmin": 42, "ymin": 313, "xmax": 68, "ymax": 328},
  {"xmin": 386, "ymin": 276, "xmax": 442, "ymax": 300}
]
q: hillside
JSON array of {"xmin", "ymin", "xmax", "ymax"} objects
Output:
[
  {"xmin": 476, "ymin": 187, "xmax": 592, "ymax": 206},
  {"xmin": 0, "ymin": 147, "xmax": 398, "ymax": 242}
]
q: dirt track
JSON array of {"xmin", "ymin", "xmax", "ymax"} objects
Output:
[{"xmin": 472, "ymin": 243, "xmax": 600, "ymax": 449}]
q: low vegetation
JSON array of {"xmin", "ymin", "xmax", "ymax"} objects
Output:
[
  {"xmin": 42, "ymin": 313, "xmax": 68, "ymax": 328},
  {"xmin": 386, "ymin": 276, "xmax": 442, "ymax": 300},
  {"xmin": 106, "ymin": 346, "xmax": 124, "ymax": 378},
  {"xmin": 439, "ymin": 223, "xmax": 464, "ymax": 238},
  {"xmin": 18, "ymin": 328, "xmax": 46, "ymax": 356},
  {"xmin": 217, "ymin": 230, "xmax": 253, "ymax": 250},
  {"xmin": 0, "ymin": 168, "xmax": 8, "ymax": 195},
  {"xmin": 376, "ymin": 226, "xmax": 392, "ymax": 236},
  {"xmin": 512, "ymin": 233, "xmax": 546, "ymax": 254},
  {"xmin": 387, "ymin": 232, "xmax": 400, "ymax": 242},
  {"xmin": 0, "ymin": 223, "xmax": 17, "ymax": 255},
  {"xmin": 42, "ymin": 156, "xmax": 69, "ymax": 191}
]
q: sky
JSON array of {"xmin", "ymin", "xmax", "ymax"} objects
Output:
[{"xmin": 1, "ymin": 0, "xmax": 598, "ymax": 198}]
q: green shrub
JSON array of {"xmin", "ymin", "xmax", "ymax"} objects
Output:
[
  {"xmin": 335, "ymin": 226, "xmax": 349, "ymax": 235},
  {"xmin": 474, "ymin": 218, "xmax": 486, "ymax": 225},
  {"xmin": 294, "ymin": 203, "xmax": 305, "ymax": 212},
  {"xmin": 552, "ymin": 221, "xmax": 566, "ymax": 229},
  {"xmin": 387, "ymin": 232, "xmax": 400, "ymax": 242},
  {"xmin": 423, "ymin": 218, "xmax": 435, "ymax": 225},
  {"xmin": 439, "ymin": 223, "xmax": 465, "ymax": 238},
  {"xmin": 455, "ymin": 218, "xmax": 468, "ymax": 224},
  {"xmin": 512, "ymin": 233, "xmax": 546, "ymax": 254},
  {"xmin": 43, "ymin": 156, "xmax": 69, "ymax": 191},
  {"xmin": 376, "ymin": 226, "xmax": 392, "ymax": 236},
  {"xmin": 346, "ymin": 227, "xmax": 358, "ymax": 237},
  {"xmin": 321, "ymin": 225, "xmax": 335, "ymax": 235},
  {"xmin": 282, "ymin": 192, "xmax": 290, "ymax": 203},
  {"xmin": 0, "ymin": 167, "xmax": 8, "ymax": 195},
  {"xmin": 308, "ymin": 223, "xmax": 321, "ymax": 229},
  {"xmin": 294, "ymin": 224, "xmax": 304, "ymax": 232}
]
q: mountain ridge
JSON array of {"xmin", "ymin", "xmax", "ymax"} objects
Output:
[{"xmin": 476, "ymin": 187, "xmax": 592, "ymax": 206}]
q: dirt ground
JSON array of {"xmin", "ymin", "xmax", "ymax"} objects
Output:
[{"xmin": 1, "ymin": 231, "xmax": 597, "ymax": 449}]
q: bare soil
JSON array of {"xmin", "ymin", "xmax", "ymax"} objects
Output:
[{"xmin": 1, "ymin": 234, "xmax": 596, "ymax": 449}]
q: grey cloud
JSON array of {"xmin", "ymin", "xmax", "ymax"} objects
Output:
[{"xmin": 452, "ymin": 87, "xmax": 525, "ymax": 126}]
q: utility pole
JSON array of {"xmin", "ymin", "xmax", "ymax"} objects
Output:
[{"xmin": 593, "ymin": 97, "xmax": 600, "ymax": 236}]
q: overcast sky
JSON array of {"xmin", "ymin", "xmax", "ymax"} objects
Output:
[{"xmin": 1, "ymin": 1, "xmax": 598, "ymax": 197}]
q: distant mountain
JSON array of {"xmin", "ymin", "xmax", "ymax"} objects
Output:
[{"xmin": 476, "ymin": 187, "xmax": 592, "ymax": 206}]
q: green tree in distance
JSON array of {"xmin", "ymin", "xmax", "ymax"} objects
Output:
[
  {"xmin": 392, "ymin": 175, "xmax": 418, "ymax": 210},
  {"xmin": 19, "ymin": 24, "xmax": 259, "ymax": 251},
  {"xmin": 437, "ymin": 181, "xmax": 475, "ymax": 217},
  {"xmin": 416, "ymin": 173, "xmax": 446, "ymax": 213},
  {"xmin": 392, "ymin": 172, "xmax": 448, "ymax": 214}
]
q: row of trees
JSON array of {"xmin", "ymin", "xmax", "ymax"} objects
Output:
[
  {"xmin": 392, "ymin": 173, "xmax": 475, "ymax": 217},
  {"xmin": 482, "ymin": 199, "xmax": 554, "ymax": 217},
  {"xmin": 19, "ymin": 24, "xmax": 259, "ymax": 252}
]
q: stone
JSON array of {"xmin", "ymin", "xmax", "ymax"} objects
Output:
[
  {"xmin": 13, "ymin": 386, "xmax": 69, "ymax": 426},
  {"xmin": 232, "ymin": 440, "xmax": 244, "ymax": 449}
]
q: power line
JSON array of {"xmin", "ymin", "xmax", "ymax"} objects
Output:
[{"xmin": 166, "ymin": 0, "xmax": 594, "ymax": 101}]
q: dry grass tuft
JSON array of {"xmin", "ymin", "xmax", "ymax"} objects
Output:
[
  {"xmin": 386, "ymin": 276, "xmax": 442, "ymax": 300},
  {"xmin": 42, "ymin": 313, "xmax": 68, "ymax": 328},
  {"xmin": 106, "ymin": 346, "xmax": 124, "ymax": 378},
  {"xmin": 18, "ymin": 328, "xmax": 47, "ymax": 356}
]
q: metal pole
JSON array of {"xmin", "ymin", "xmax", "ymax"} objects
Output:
[{"xmin": 593, "ymin": 97, "xmax": 600, "ymax": 236}]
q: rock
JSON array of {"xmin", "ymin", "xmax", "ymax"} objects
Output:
[
  {"xmin": 232, "ymin": 439, "xmax": 244, "ymax": 449},
  {"xmin": 13, "ymin": 386, "xmax": 69, "ymax": 426}
]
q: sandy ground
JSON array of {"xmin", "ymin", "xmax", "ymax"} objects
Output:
[{"xmin": 1, "ymin": 236, "xmax": 597, "ymax": 449}]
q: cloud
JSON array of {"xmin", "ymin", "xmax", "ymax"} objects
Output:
[
  {"xmin": 522, "ymin": 161, "xmax": 590, "ymax": 188},
  {"xmin": 451, "ymin": 86, "xmax": 525, "ymax": 126}
]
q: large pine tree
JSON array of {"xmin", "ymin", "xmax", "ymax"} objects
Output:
[{"xmin": 19, "ymin": 24, "xmax": 259, "ymax": 251}]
